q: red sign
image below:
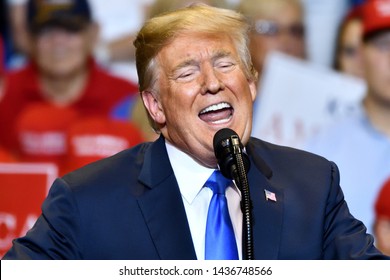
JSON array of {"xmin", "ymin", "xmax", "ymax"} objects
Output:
[{"xmin": 0, "ymin": 163, "xmax": 58, "ymax": 258}]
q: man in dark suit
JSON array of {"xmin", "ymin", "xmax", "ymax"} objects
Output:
[{"xmin": 3, "ymin": 4, "xmax": 388, "ymax": 260}]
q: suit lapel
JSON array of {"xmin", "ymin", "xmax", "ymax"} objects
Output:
[
  {"xmin": 137, "ymin": 136, "xmax": 197, "ymax": 260},
  {"xmin": 135, "ymin": 137, "xmax": 284, "ymax": 260},
  {"xmin": 247, "ymin": 140, "xmax": 283, "ymax": 260}
]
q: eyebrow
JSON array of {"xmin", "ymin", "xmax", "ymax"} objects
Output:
[
  {"xmin": 212, "ymin": 50, "xmax": 234, "ymax": 61},
  {"xmin": 172, "ymin": 50, "xmax": 234, "ymax": 72},
  {"xmin": 173, "ymin": 59, "xmax": 198, "ymax": 72}
]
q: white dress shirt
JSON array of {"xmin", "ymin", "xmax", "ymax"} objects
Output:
[{"xmin": 165, "ymin": 141, "xmax": 243, "ymax": 260}]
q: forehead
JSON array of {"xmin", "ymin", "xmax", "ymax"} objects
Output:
[{"xmin": 157, "ymin": 32, "xmax": 237, "ymax": 62}]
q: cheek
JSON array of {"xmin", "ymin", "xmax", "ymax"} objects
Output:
[
  {"xmin": 35, "ymin": 42, "xmax": 51, "ymax": 59},
  {"xmin": 368, "ymin": 61, "xmax": 390, "ymax": 84},
  {"xmin": 228, "ymin": 74, "xmax": 256, "ymax": 98},
  {"xmin": 76, "ymin": 37, "xmax": 93, "ymax": 52},
  {"xmin": 35, "ymin": 50, "xmax": 52, "ymax": 67},
  {"xmin": 340, "ymin": 55, "xmax": 355, "ymax": 69},
  {"xmin": 67, "ymin": 39, "xmax": 91, "ymax": 59},
  {"xmin": 161, "ymin": 89, "xmax": 191, "ymax": 117},
  {"xmin": 365, "ymin": 50, "xmax": 389, "ymax": 70},
  {"xmin": 364, "ymin": 54, "xmax": 382, "ymax": 78}
]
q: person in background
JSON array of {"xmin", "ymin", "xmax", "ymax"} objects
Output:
[
  {"xmin": 236, "ymin": 0, "xmax": 311, "ymax": 149},
  {"xmin": 5, "ymin": 0, "xmax": 231, "ymax": 82},
  {"xmin": 2, "ymin": 4, "xmax": 387, "ymax": 260},
  {"xmin": 374, "ymin": 177, "xmax": 390, "ymax": 256},
  {"xmin": 236, "ymin": 0, "xmax": 306, "ymax": 77},
  {"xmin": 305, "ymin": 0, "xmax": 390, "ymax": 234},
  {"xmin": 333, "ymin": 4, "xmax": 365, "ymax": 79},
  {"xmin": 0, "ymin": 35, "xmax": 15, "ymax": 163},
  {"xmin": 0, "ymin": 0, "xmax": 139, "ymax": 159},
  {"xmin": 5, "ymin": 0, "xmax": 152, "ymax": 79}
]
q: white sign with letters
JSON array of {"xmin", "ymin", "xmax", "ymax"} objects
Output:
[{"xmin": 251, "ymin": 51, "xmax": 366, "ymax": 149}]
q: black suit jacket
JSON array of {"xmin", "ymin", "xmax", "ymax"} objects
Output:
[{"xmin": 3, "ymin": 136, "xmax": 387, "ymax": 259}]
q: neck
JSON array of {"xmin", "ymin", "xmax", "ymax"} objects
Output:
[
  {"xmin": 40, "ymin": 68, "xmax": 89, "ymax": 106},
  {"xmin": 364, "ymin": 95, "xmax": 390, "ymax": 137}
]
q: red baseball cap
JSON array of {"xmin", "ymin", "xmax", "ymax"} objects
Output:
[
  {"xmin": 362, "ymin": 0, "xmax": 390, "ymax": 38},
  {"xmin": 375, "ymin": 177, "xmax": 390, "ymax": 219}
]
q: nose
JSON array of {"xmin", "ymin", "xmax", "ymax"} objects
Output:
[
  {"xmin": 39, "ymin": 29, "xmax": 71, "ymax": 44},
  {"xmin": 201, "ymin": 64, "xmax": 225, "ymax": 95}
]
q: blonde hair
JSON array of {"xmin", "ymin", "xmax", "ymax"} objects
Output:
[
  {"xmin": 133, "ymin": 4, "xmax": 257, "ymax": 132},
  {"xmin": 134, "ymin": 4, "xmax": 257, "ymax": 92},
  {"xmin": 147, "ymin": 0, "xmax": 233, "ymax": 19}
]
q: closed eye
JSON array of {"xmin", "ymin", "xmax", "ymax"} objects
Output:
[
  {"xmin": 172, "ymin": 64, "xmax": 199, "ymax": 82},
  {"xmin": 216, "ymin": 61, "xmax": 235, "ymax": 72}
]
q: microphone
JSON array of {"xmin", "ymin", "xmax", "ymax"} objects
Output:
[
  {"xmin": 213, "ymin": 128, "xmax": 250, "ymax": 182},
  {"xmin": 213, "ymin": 128, "xmax": 254, "ymax": 260}
]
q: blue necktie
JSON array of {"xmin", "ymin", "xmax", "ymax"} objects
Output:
[{"xmin": 205, "ymin": 170, "xmax": 239, "ymax": 260}]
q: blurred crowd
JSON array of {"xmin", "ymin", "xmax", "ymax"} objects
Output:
[{"xmin": 0, "ymin": 0, "xmax": 389, "ymax": 255}]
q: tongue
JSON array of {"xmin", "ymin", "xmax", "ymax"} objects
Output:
[{"xmin": 199, "ymin": 108, "xmax": 232, "ymax": 122}]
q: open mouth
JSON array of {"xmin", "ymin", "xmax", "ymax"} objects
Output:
[{"xmin": 198, "ymin": 102, "xmax": 233, "ymax": 124}]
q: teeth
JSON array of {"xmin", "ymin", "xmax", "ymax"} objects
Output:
[
  {"xmin": 200, "ymin": 102, "xmax": 231, "ymax": 114},
  {"xmin": 211, "ymin": 119, "xmax": 229, "ymax": 124}
]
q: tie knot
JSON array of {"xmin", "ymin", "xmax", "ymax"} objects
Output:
[{"xmin": 206, "ymin": 170, "xmax": 231, "ymax": 194}]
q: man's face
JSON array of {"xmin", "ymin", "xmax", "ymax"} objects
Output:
[
  {"xmin": 143, "ymin": 32, "xmax": 257, "ymax": 167},
  {"xmin": 338, "ymin": 19, "xmax": 364, "ymax": 79},
  {"xmin": 363, "ymin": 31, "xmax": 390, "ymax": 106},
  {"xmin": 32, "ymin": 25, "xmax": 96, "ymax": 78},
  {"xmin": 249, "ymin": 3, "xmax": 305, "ymax": 74}
]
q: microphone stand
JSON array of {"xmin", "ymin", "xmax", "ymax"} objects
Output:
[{"xmin": 230, "ymin": 136, "xmax": 254, "ymax": 260}]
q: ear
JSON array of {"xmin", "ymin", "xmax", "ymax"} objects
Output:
[
  {"xmin": 141, "ymin": 90, "xmax": 166, "ymax": 125},
  {"xmin": 248, "ymin": 78, "xmax": 258, "ymax": 102}
]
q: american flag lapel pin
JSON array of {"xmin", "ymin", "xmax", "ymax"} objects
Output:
[{"xmin": 264, "ymin": 189, "xmax": 277, "ymax": 202}]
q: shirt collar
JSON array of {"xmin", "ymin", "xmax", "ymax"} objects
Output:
[
  {"xmin": 165, "ymin": 140, "xmax": 241, "ymax": 204},
  {"xmin": 165, "ymin": 141, "xmax": 213, "ymax": 205}
]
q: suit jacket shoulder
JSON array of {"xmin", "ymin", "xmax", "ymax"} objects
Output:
[
  {"xmin": 3, "ymin": 137, "xmax": 196, "ymax": 260},
  {"xmin": 246, "ymin": 137, "xmax": 386, "ymax": 259}
]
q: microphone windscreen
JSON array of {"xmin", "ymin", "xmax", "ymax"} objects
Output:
[
  {"xmin": 213, "ymin": 128, "xmax": 239, "ymax": 179},
  {"xmin": 213, "ymin": 128, "xmax": 237, "ymax": 155}
]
